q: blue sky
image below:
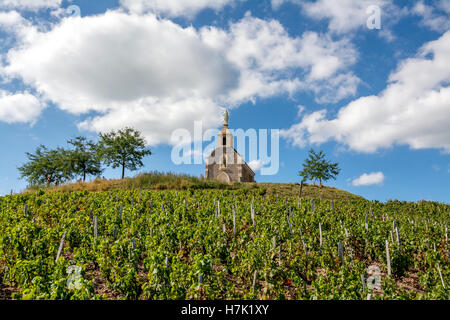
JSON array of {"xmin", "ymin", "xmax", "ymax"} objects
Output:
[{"xmin": 0, "ymin": 0, "xmax": 449, "ymax": 203}]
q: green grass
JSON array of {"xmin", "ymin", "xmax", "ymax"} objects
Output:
[{"xmin": 24, "ymin": 171, "xmax": 364, "ymax": 201}]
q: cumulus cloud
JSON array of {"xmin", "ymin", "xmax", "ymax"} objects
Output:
[
  {"xmin": 78, "ymin": 97, "xmax": 223, "ymax": 146},
  {"xmin": 0, "ymin": 0, "xmax": 61, "ymax": 11},
  {"xmin": 2, "ymin": 11, "xmax": 359, "ymax": 145},
  {"xmin": 119, "ymin": 0, "xmax": 239, "ymax": 18},
  {"xmin": 281, "ymin": 31, "xmax": 450, "ymax": 154},
  {"xmin": 0, "ymin": 10, "xmax": 23, "ymax": 27},
  {"xmin": 352, "ymin": 172, "xmax": 384, "ymax": 186},
  {"xmin": 272, "ymin": 0, "xmax": 381, "ymax": 32},
  {"xmin": 412, "ymin": 1, "xmax": 450, "ymax": 33},
  {"xmin": 201, "ymin": 15, "xmax": 359, "ymax": 104},
  {"xmin": 248, "ymin": 160, "xmax": 264, "ymax": 171},
  {"xmin": 0, "ymin": 90, "xmax": 45, "ymax": 124},
  {"xmin": 5, "ymin": 13, "xmax": 239, "ymax": 113},
  {"xmin": 272, "ymin": 0, "xmax": 403, "ymax": 39}
]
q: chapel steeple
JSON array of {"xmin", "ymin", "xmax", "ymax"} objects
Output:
[
  {"xmin": 205, "ymin": 109, "xmax": 255, "ymax": 183},
  {"xmin": 218, "ymin": 109, "xmax": 233, "ymax": 148}
]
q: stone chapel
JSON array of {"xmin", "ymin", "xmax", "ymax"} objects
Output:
[{"xmin": 205, "ymin": 110, "xmax": 255, "ymax": 183}]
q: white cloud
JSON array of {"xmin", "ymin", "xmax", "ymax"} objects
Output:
[
  {"xmin": 303, "ymin": 0, "xmax": 390, "ymax": 34},
  {"xmin": 119, "ymin": 0, "xmax": 239, "ymax": 18},
  {"xmin": 0, "ymin": 90, "xmax": 45, "ymax": 124},
  {"xmin": 272, "ymin": 0, "xmax": 384, "ymax": 33},
  {"xmin": 248, "ymin": 160, "xmax": 264, "ymax": 171},
  {"xmin": 281, "ymin": 31, "xmax": 450, "ymax": 154},
  {"xmin": 78, "ymin": 97, "xmax": 222, "ymax": 146},
  {"xmin": 296, "ymin": 105, "xmax": 305, "ymax": 117},
  {"xmin": 0, "ymin": 10, "xmax": 23, "ymax": 27},
  {"xmin": 352, "ymin": 172, "xmax": 384, "ymax": 186},
  {"xmin": 0, "ymin": 0, "xmax": 61, "ymax": 11},
  {"xmin": 270, "ymin": 0, "xmax": 285, "ymax": 11},
  {"xmin": 273, "ymin": 0, "xmax": 404, "ymax": 38},
  {"xmin": 201, "ymin": 15, "xmax": 359, "ymax": 104},
  {"xmin": 412, "ymin": 1, "xmax": 450, "ymax": 33},
  {"xmin": 5, "ymin": 13, "xmax": 239, "ymax": 115},
  {"xmin": 2, "ymin": 11, "xmax": 359, "ymax": 145},
  {"xmin": 437, "ymin": 0, "xmax": 450, "ymax": 14}
]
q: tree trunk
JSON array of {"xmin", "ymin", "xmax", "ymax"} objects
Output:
[
  {"xmin": 121, "ymin": 163, "xmax": 125, "ymax": 179},
  {"xmin": 83, "ymin": 172, "xmax": 86, "ymax": 182}
]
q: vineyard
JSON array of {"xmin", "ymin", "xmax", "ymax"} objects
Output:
[{"xmin": 0, "ymin": 189, "xmax": 448, "ymax": 300}]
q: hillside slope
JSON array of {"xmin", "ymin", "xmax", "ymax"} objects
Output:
[{"xmin": 25, "ymin": 172, "xmax": 364, "ymax": 201}]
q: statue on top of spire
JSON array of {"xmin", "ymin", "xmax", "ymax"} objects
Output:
[{"xmin": 223, "ymin": 109, "xmax": 229, "ymax": 127}]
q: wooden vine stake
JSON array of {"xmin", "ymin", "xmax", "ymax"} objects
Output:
[
  {"xmin": 445, "ymin": 224, "xmax": 448, "ymax": 244},
  {"xmin": 252, "ymin": 270, "xmax": 257, "ymax": 291},
  {"xmin": 94, "ymin": 216, "xmax": 98, "ymax": 238},
  {"xmin": 251, "ymin": 202, "xmax": 256, "ymax": 228},
  {"xmin": 55, "ymin": 232, "xmax": 67, "ymax": 263},
  {"xmin": 361, "ymin": 274, "xmax": 366, "ymax": 293},
  {"xmin": 437, "ymin": 263, "xmax": 446, "ymax": 289},
  {"xmin": 386, "ymin": 240, "xmax": 391, "ymax": 276},
  {"xmin": 395, "ymin": 227, "xmax": 401, "ymax": 248},
  {"xmin": 288, "ymin": 216, "xmax": 293, "ymax": 236},
  {"xmin": 232, "ymin": 206, "xmax": 236, "ymax": 236},
  {"xmin": 331, "ymin": 200, "xmax": 334, "ymax": 211},
  {"xmin": 319, "ymin": 223, "xmax": 323, "ymax": 248},
  {"xmin": 272, "ymin": 236, "xmax": 276, "ymax": 249},
  {"xmin": 338, "ymin": 242, "xmax": 344, "ymax": 265},
  {"xmin": 302, "ymin": 238, "xmax": 307, "ymax": 256}
]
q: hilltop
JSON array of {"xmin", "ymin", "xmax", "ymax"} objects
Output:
[{"xmin": 24, "ymin": 171, "xmax": 364, "ymax": 201}]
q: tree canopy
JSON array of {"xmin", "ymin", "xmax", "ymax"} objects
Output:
[
  {"xmin": 18, "ymin": 128, "xmax": 152, "ymax": 187},
  {"xmin": 98, "ymin": 127, "xmax": 151, "ymax": 179},
  {"xmin": 18, "ymin": 145, "xmax": 73, "ymax": 186},
  {"xmin": 67, "ymin": 136, "xmax": 103, "ymax": 182},
  {"xmin": 299, "ymin": 149, "xmax": 340, "ymax": 187}
]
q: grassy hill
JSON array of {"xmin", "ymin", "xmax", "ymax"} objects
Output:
[{"xmin": 25, "ymin": 171, "xmax": 364, "ymax": 201}]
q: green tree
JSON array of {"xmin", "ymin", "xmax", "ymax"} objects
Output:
[
  {"xmin": 299, "ymin": 149, "xmax": 340, "ymax": 187},
  {"xmin": 98, "ymin": 128, "xmax": 151, "ymax": 179},
  {"xmin": 67, "ymin": 137, "xmax": 103, "ymax": 182},
  {"xmin": 18, "ymin": 145, "xmax": 73, "ymax": 186}
]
